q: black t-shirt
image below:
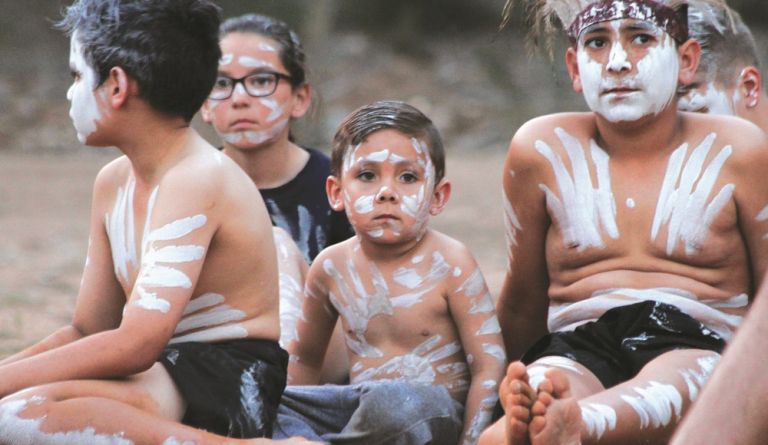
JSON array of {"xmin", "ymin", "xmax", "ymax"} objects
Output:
[{"xmin": 260, "ymin": 147, "xmax": 354, "ymax": 262}]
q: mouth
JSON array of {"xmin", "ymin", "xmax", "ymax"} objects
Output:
[
  {"xmin": 602, "ymin": 87, "xmax": 640, "ymax": 96},
  {"xmin": 373, "ymin": 214, "xmax": 400, "ymax": 222},
  {"xmin": 229, "ymin": 119, "xmax": 257, "ymax": 130}
]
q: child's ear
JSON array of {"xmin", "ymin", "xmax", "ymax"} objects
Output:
[
  {"xmin": 201, "ymin": 100, "xmax": 214, "ymax": 124},
  {"xmin": 105, "ymin": 66, "xmax": 133, "ymax": 109},
  {"xmin": 326, "ymin": 175, "xmax": 345, "ymax": 212},
  {"xmin": 677, "ymin": 38, "xmax": 701, "ymax": 86},
  {"xmin": 290, "ymin": 83, "xmax": 312, "ymax": 119},
  {"xmin": 738, "ymin": 66, "xmax": 762, "ymax": 108},
  {"xmin": 428, "ymin": 178, "xmax": 451, "ymax": 216},
  {"xmin": 565, "ymin": 47, "xmax": 583, "ymax": 93}
]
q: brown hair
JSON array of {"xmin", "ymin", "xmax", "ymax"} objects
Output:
[{"xmin": 331, "ymin": 100, "xmax": 445, "ymax": 183}]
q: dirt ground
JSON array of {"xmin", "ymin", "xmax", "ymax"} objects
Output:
[{"xmin": 0, "ymin": 147, "xmax": 509, "ymax": 357}]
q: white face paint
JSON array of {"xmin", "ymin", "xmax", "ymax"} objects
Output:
[
  {"xmin": 537, "ymin": 128, "xmax": 619, "ymax": 251},
  {"xmin": 578, "ymin": 21, "xmax": 679, "ymax": 122},
  {"xmin": 67, "ymin": 32, "xmax": 105, "ymax": 144},
  {"xmin": 651, "ymin": 133, "xmax": 734, "ymax": 255},
  {"xmin": 620, "ymin": 381, "xmax": 683, "ymax": 428},
  {"xmin": 678, "ymin": 81, "xmax": 736, "ymax": 115}
]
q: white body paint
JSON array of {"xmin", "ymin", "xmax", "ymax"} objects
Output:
[
  {"xmin": 238, "ymin": 56, "xmax": 276, "ymax": 70},
  {"xmin": 651, "ymin": 133, "xmax": 734, "ymax": 255},
  {"xmin": 549, "ymin": 288, "xmax": 744, "ymax": 340},
  {"xmin": 322, "ymin": 251, "xmax": 451, "ymax": 357},
  {"xmin": 678, "ymin": 354, "xmax": 720, "ymax": 402},
  {"xmin": 580, "ymin": 403, "xmax": 617, "ymax": 440},
  {"xmin": 620, "ymin": 381, "xmax": 683, "ymax": 429},
  {"xmin": 503, "ymin": 193, "xmax": 523, "ymax": 271},
  {"xmin": 352, "ymin": 335, "xmax": 468, "ymax": 391},
  {"xmin": 678, "ymin": 82, "xmax": 736, "ymax": 115},
  {"xmin": 68, "ymin": 33, "xmax": 105, "ymax": 144},
  {"xmin": 0, "ymin": 398, "xmax": 133, "ymax": 445},
  {"xmin": 239, "ymin": 364, "xmax": 265, "ymax": 433},
  {"xmin": 578, "ymin": 23, "xmax": 679, "ymax": 122},
  {"xmin": 105, "ymin": 179, "xmax": 208, "ymax": 315},
  {"xmin": 462, "ymin": 395, "xmax": 498, "ymax": 445},
  {"xmin": 537, "ymin": 128, "xmax": 619, "ymax": 250}
]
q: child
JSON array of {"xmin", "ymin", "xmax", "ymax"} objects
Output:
[
  {"xmin": 0, "ymin": 1, "xmax": 317, "ymax": 444},
  {"xmin": 201, "ymin": 14, "xmax": 354, "ymax": 264},
  {"xmin": 274, "ymin": 101, "xmax": 506, "ymax": 445},
  {"xmin": 201, "ymin": 15, "xmax": 351, "ymax": 384},
  {"xmin": 481, "ymin": 0, "xmax": 768, "ymax": 444}
]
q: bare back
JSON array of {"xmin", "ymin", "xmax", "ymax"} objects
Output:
[{"xmin": 78, "ymin": 135, "xmax": 280, "ymax": 346}]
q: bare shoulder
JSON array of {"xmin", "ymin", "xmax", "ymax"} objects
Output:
[
  {"xmin": 426, "ymin": 230, "xmax": 481, "ymax": 278},
  {"xmin": 506, "ymin": 112, "xmax": 595, "ymax": 168},
  {"xmin": 682, "ymin": 112, "xmax": 768, "ymax": 152},
  {"xmin": 92, "ymin": 155, "xmax": 131, "ymax": 203},
  {"xmin": 307, "ymin": 237, "xmax": 357, "ymax": 285}
]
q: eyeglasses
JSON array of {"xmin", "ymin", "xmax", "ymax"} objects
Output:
[{"xmin": 209, "ymin": 71, "xmax": 292, "ymax": 100}]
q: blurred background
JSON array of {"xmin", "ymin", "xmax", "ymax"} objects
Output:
[{"xmin": 0, "ymin": 0, "xmax": 766, "ymax": 354}]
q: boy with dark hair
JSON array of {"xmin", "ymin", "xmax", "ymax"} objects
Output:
[
  {"xmin": 480, "ymin": 0, "xmax": 768, "ymax": 444},
  {"xmin": 677, "ymin": 1, "xmax": 768, "ymax": 131},
  {"xmin": 274, "ymin": 100, "xmax": 506, "ymax": 445},
  {"xmin": 0, "ymin": 1, "xmax": 317, "ymax": 444}
]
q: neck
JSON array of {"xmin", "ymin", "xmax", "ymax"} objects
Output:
[
  {"xmin": 593, "ymin": 104, "xmax": 681, "ymax": 159},
  {"xmin": 116, "ymin": 112, "xmax": 196, "ymax": 184},
  {"xmin": 357, "ymin": 229, "xmax": 431, "ymax": 263},
  {"xmin": 223, "ymin": 137, "xmax": 308, "ymax": 189}
]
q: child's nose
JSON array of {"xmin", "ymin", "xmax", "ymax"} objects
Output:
[{"xmin": 375, "ymin": 185, "xmax": 398, "ymax": 202}]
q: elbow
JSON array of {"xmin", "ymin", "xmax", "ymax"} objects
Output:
[{"xmin": 111, "ymin": 332, "xmax": 168, "ymax": 375}]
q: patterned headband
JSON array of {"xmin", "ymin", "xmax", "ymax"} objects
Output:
[{"xmin": 567, "ymin": 0, "xmax": 689, "ymax": 44}]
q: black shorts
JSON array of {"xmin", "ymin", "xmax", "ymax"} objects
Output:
[
  {"xmin": 159, "ymin": 338, "xmax": 288, "ymax": 438},
  {"xmin": 522, "ymin": 300, "xmax": 725, "ymax": 388}
]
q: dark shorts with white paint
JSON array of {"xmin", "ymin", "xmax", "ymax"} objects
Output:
[
  {"xmin": 522, "ymin": 300, "xmax": 725, "ymax": 388},
  {"xmin": 158, "ymin": 338, "xmax": 288, "ymax": 438}
]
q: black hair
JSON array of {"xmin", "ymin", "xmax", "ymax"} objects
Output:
[
  {"xmin": 331, "ymin": 100, "xmax": 446, "ymax": 184},
  {"xmin": 58, "ymin": 0, "xmax": 222, "ymax": 122},
  {"xmin": 219, "ymin": 14, "xmax": 307, "ymax": 88}
]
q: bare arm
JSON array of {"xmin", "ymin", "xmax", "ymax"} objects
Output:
[
  {"xmin": 0, "ymin": 168, "xmax": 124, "ymax": 368},
  {"xmin": 447, "ymin": 249, "xmax": 506, "ymax": 445},
  {"xmin": 287, "ymin": 253, "xmax": 340, "ymax": 385},
  {"xmin": 731, "ymin": 130, "xmax": 768, "ymax": 294},
  {"xmin": 497, "ymin": 130, "xmax": 551, "ymax": 360},
  {"xmin": 0, "ymin": 167, "xmax": 218, "ymax": 397}
]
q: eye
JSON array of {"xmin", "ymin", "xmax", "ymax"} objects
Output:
[
  {"xmin": 632, "ymin": 33, "xmax": 654, "ymax": 45},
  {"xmin": 585, "ymin": 37, "xmax": 606, "ymax": 49},
  {"xmin": 213, "ymin": 76, "xmax": 232, "ymax": 89},
  {"xmin": 400, "ymin": 172, "xmax": 419, "ymax": 183},
  {"xmin": 246, "ymin": 73, "xmax": 276, "ymax": 89},
  {"xmin": 356, "ymin": 170, "xmax": 375, "ymax": 181},
  {"xmin": 70, "ymin": 69, "xmax": 81, "ymax": 81}
]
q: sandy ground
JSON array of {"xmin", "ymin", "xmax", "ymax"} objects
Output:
[{"xmin": 0, "ymin": 147, "xmax": 508, "ymax": 357}]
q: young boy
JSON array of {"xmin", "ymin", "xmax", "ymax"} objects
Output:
[
  {"xmin": 677, "ymin": 1, "xmax": 768, "ymax": 132},
  {"xmin": 0, "ymin": 1, "xmax": 316, "ymax": 444},
  {"xmin": 274, "ymin": 101, "xmax": 506, "ymax": 445},
  {"xmin": 480, "ymin": 0, "xmax": 768, "ymax": 444}
]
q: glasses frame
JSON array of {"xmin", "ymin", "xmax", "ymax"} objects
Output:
[{"xmin": 209, "ymin": 71, "xmax": 293, "ymax": 100}]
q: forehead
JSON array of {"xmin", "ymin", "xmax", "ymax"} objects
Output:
[
  {"xmin": 69, "ymin": 32, "xmax": 87, "ymax": 65},
  {"xmin": 581, "ymin": 18, "xmax": 660, "ymax": 37},
  {"xmin": 220, "ymin": 33, "xmax": 282, "ymax": 63},
  {"xmin": 355, "ymin": 129, "xmax": 425, "ymax": 160}
]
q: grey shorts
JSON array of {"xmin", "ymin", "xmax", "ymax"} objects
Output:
[{"xmin": 272, "ymin": 381, "xmax": 464, "ymax": 445}]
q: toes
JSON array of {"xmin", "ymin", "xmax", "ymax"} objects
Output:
[
  {"xmin": 545, "ymin": 369, "xmax": 572, "ymax": 399},
  {"xmin": 529, "ymin": 414, "xmax": 547, "ymax": 436}
]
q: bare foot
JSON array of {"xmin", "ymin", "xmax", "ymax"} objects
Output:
[
  {"xmin": 502, "ymin": 361, "xmax": 536, "ymax": 445},
  {"xmin": 529, "ymin": 368, "xmax": 582, "ymax": 445}
]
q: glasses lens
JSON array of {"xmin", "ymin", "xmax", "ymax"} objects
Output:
[
  {"xmin": 210, "ymin": 76, "xmax": 233, "ymax": 99},
  {"xmin": 244, "ymin": 73, "xmax": 278, "ymax": 97}
]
